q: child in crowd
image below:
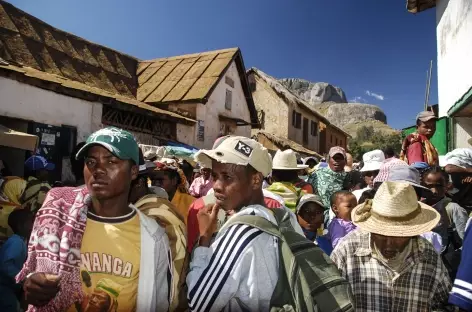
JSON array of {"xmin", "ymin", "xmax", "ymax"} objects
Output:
[
  {"xmin": 0, "ymin": 209, "xmax": 33, "ymax": 311},
  {"xmin": 328, "ymin": 191, "xmax": 358, "ymax": 249},
  {"xmin": 296, "ymin": 194, "xmax": 333, "ymax": 255},
  {"xmin": 422, "ymin": 167, "xmax": 469, "ymax": 251}
]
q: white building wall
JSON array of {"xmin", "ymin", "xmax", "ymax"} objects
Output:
[
  {"xmin": 0, "ymin": 77, "xmax": 102, "ymax": 141},
  {"xmin": 178, "ymin": 60, "xmax": 252, "ymax": 149},
  {"xmin": 436, "ymin": 0, "xmax": 472, "ymax": 117},
  {"xmin": 454, "ymin": 117, "xmax": 472, "ymax": 148}
]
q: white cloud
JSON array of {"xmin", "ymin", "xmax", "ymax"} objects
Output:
[
  {"xmin": 365, "ymin": 90, "xmax": 385, "ymax": 101},
  {"xmin": 350, "ymin": 96, "xmax": 367, "ymax": 103}
]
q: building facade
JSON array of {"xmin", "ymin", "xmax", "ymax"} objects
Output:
[
  {"xmin": 248, "ymin": 68, "xmax": 348, "ymax": 157},
  {"xmin": 408, "ymin": 0, "xmax": 472, "ymax": 149}
]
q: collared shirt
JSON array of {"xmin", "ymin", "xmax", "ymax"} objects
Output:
[
  {"xmin": 331, "ymin": 230, "xmax": 451, "ymax": 312},
  {"xmin": 189, "ymin": 176, "xmax": 214, "ymax": 198}
]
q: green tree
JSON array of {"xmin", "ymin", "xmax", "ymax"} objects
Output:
[{"xmin": 348, "ymin": 126, "xmax": 402, "ymax": 161}]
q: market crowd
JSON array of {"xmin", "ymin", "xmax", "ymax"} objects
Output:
[{"xmin": 1, "ymin": 110, "xmax": 472, "ymax": 311}]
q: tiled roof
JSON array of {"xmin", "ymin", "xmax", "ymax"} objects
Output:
[
  {"xmin": 406, "ymin": 0, "xmax": 436, "ymax": 13},
  {"xmin": 0, "ymin": 1, "xmax": 194, "ymax": 124}
]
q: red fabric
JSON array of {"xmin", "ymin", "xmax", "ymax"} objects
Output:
[
  {"xmin": 406, "ymin": 141, "xmax": 425, "ymax": 165},
  {"xmin": 294, "ymin": 180, "xmax": 314, "ymax": 194},
  {"xmin": 186, "ymin": 196, "xmax": 282, "ymax": 252}
]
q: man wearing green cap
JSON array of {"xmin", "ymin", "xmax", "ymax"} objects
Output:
[{"xmin": 17, "ymin": 127, "xmax": 173, "ymax": 312}]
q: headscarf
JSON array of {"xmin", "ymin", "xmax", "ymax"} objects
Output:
[
  {"xmin": 154, "ymin": 158, "xmax": 189, "ymax": 193},
  {"xmin": 1, "ymin": 176, "xmax": 26, "ymax": 206},
  {"xmin": 400, "ymin": 133, "xmax": 439, "ymax": 167}
]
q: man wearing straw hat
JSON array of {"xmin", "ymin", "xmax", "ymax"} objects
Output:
[{"xmin": 331, "ymin": 181, "xmax": 452, "ymax": 311}]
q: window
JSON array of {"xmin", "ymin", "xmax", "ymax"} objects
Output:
[
  {"xmin": 292, "ymin": 111, "xmax": 301, "ymax": 129},
  {"xmin": 225, "ymin": 76, "xmax": 234, "ymax": 88},
  {"xmin": 225, "ymin": 89, "xmax": 232, "ymax": 110},
  {"xmin": 310, "ymin": 121, "xmax": 318, "ymax": 136},
  {"xmin": 303, "ymin": 117, "xmax": 309, "ymax": 144}
]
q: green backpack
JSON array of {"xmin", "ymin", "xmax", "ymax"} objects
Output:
[{"xmin": 224, "ymin": 208, "xmax": 354, "ymax": 312}]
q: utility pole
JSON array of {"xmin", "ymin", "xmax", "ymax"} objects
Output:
[{"xmin": 424, "ymin": 60, "xmax": 433, "ymax": 111}]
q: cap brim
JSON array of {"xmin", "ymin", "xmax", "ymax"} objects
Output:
[
  {"xmin": 418, "ymin": 116, "xmax": 437, "ymax": 122},
  {"xmin": 195, "ymin": 149, "xmax": 250, "ymax": 169},
  {"xmin": 45, "ymin": 163, "xmax": 55, "ymax": 171},
  {"xmin": 352, "ymin": 201, "xmax": 440, "ymax": 237},
  {"xmin": 76, "ymin": 142, "xmax": 121, "ymax": 160},
  {"xmin": 360, "ymin": 163, "xmax": 382, "ymax": 172}
]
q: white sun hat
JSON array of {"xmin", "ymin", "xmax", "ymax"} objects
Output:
[
  {"xmin": 360, "ymin": 149, "xmax": 385, "ymax": 172},
  {"xmin": 272, "ymin": 149, "xmax": 308, "ymax": 170},
  {"xmin": 352, "ymin": 181, "xmax": 440, "ymax": 237}
]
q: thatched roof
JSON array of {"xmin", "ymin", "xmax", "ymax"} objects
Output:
[
  {"xmin": 137, "ymin": 47, "xmax": 259, "ymax": 126},
  {"xmin": 254, "ymin": 131, "xmax": 322, "ymax": 158},
  {"xmin": 248, "ymin": 68, "xmax": 350, "ymax": 138},
  {"xmin": 407, "ymin": 0, "xmax": 436, "ymax": 13}
]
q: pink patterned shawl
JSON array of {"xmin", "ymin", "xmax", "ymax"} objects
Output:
[{"xmin": 16, "ymin": 187, "xmax": 89, "ymax": 312}]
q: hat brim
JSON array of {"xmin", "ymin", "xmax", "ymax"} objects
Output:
[
  {"xmin": 352, "ymin": 201, "xmax": 440, "ymax": 237},
  {"xmin": 360, "ymin": 163, "xmax": 382, "ymax": 172}
]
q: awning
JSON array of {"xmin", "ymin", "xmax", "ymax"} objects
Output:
[
  {"xmin": 448, "ymin": 86, "xmax": 472, "ymax": 117},
  {"xmin": 0, "ymin": 124, "xmax": 38, "ymax": 151},
  {"xmin": 253, "ymin": 131, "xmax": 322, "ymax": 158},
  {"xmin": 219, "ymin": 114, "xmax": 254, "ymax": 126}
]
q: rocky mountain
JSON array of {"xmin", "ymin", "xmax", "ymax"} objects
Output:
[
  {"xmin": 279, "ymin": 78, "xmax": 397, "ymax": 137},
  {"xmin": 279, "ymin": 79, "xmax": 347, "ymax": 104}
]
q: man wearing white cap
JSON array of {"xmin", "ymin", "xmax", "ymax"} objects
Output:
[
  {"xmin": 331, "ymin": 182, "xmax": 452, "ymax": 311},
  {"xmin": 352, "ymin": 150, "xmax": 385, "ymax": 201},
  {"xmin": 187, "ymin": 136, "xmax": 340, "ymax": 312}
]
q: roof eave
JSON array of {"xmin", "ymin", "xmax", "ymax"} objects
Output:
[{"xmin": 406, "ymin": 0, "xmax": 436, "ymax": 13}]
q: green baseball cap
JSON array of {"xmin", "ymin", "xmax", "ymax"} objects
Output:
[{"xmin": 76, "ymin": 127, "xmax": 139, "ymax": 165}]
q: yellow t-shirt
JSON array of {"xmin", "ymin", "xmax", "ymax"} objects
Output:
[{"xmin": 68, "ymin": 209, "xmax": 141, "ymax": 312}]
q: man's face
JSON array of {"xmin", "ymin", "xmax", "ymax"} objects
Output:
[
  {"xmin": 298, "ymin": 202, "xmax": 324, "ymax": 232},
  {"xmin": 201, "ymin": 168, "xmax": 212, "ymax": 180},
  {"xmin": 363, "ymin": 170, "xmax": 379, "ymax": 188},
  {"xmin": 371, "ymin": 233, "xmax": 412, "ymax": 259},
  {"xmin": 211, "ymin": 160, "xmax": 259, "ymax": 212},
  {"xmin": 329, "ymin": 154, "xmax": 346, "ymax": 172},
  {"xmin": 417, "ymin": 120, "xmax": 436, "ymax": 139},
  {"xmin": 149, "ymin": 171, "xmax": 176, "ymax": 194},
  {"xmin": 84, "ymin": 146, "xmax": 137, "ymax": 200},
  {"xmin": 422, "ymin": 172, "xmax": 446, "ymax": 204}
]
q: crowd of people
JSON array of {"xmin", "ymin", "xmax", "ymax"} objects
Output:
[{"xmin": 0, "ymin": 110, "xmax": 472, "ymax": 311}]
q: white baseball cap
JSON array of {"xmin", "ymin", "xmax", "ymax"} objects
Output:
[
  {"xmin": 360, "ymin": 149, "xmax": 385, "ymax": 172},
  {"xmin": 195, "ymin": 136, "xmax": 273, "ymax": 177}
]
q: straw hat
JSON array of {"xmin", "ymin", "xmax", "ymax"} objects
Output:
[
  {"xmin": 272, "ymin": 149, "xmax": 308, "ymax": 170},
  {"xmin": 352, "ymin": 181, "xmax": 440, "ymax": 237}
]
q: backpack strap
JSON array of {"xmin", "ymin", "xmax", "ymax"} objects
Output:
[{"xmin": 223, "ymin": 214, "xmax": 282, "ymax": 239}]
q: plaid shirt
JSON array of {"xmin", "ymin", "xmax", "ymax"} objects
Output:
[{"xmin": 331, "ymin": 230, "xmax": 452, "ymax": 312}]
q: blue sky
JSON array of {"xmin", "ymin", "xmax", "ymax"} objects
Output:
[{"xmin": 8, "ymin": 0, "xmax": 438, "ymax": 129}]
